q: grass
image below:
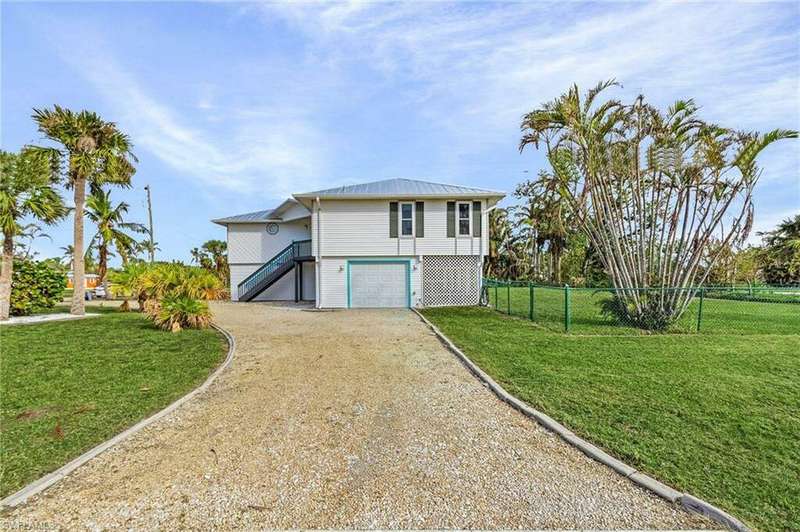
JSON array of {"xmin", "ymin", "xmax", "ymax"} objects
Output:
[
  {"xmin": 421, "ymin": 302, "xmax": 800, "ymax": 531},
  {"xmin": 487, "ymin": 283, "xmax": 800, "ymax": 335},
  {"xmin": 0, "ymin": 306, "xmax": 226, "ymax": 498}
]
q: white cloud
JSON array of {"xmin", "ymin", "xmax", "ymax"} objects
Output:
[
  {"xmin": 44, "ymin": 23, "xmax": 328, "ymax": 201},
  {"xmin": 256, "ymin": 2, "xmax": 799, "ymax": 143},
  {"xmin": 254, "ymin": 0, "xmax": 799, "ymax": 208}
]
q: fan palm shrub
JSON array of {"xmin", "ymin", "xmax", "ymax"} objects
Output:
[
  {"xmin": 151, "ymin": 294, "xmax": 211, "ymax": 332},
  {"xmin": 108, "ymin": 262, "xmax": 149, "ymax": 311},
  {"xmin": 115, "ymin": 262, "xmax": 223, "ymax": 331}
]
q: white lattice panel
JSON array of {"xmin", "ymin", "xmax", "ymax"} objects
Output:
[{"xmin": 423, "ymin": 255, "xmax": 480, "ymax": 307}]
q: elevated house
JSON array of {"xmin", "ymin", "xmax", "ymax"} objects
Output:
[{"xmin": 212, "ymin": 178, "xmax": 504, "ymax": 308}]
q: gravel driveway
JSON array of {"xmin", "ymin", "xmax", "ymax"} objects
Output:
[{"xmin": 3, "ymin": 303, "xmax": 710, "ymax": 529}]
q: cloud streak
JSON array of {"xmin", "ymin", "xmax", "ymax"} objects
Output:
[{"xmin": 41, "ymin": 19, "xmax": 328, "ymax": 200}]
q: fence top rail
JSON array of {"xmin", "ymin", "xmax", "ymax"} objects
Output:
[{"xmin": 482, "ymin": 279, "xmax": 800, "ymax": 291}]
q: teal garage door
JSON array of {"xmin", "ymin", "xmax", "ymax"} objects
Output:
[{"xmin": 349, "ymin": 262, "xmax": 408, "ymax": 308}]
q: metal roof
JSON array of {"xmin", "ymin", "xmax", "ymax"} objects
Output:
[
  {"xmin": 211, "ymin": 209, "xmax": 277, "ymax": 225},
  {"xmin": 213, "ymin": 178, "xmax": 505, "ymax": 225},
  {"xmin": 293, "ymin": 178, "xmax": 504, "ymax": 199}
]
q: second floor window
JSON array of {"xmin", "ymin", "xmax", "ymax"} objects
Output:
[
  {"xmin": 401, "ymin": 202, "xmax": 413, "ymax": 236},
  {"xmin": 458, "ymin": 202, "xmax": 470, "ymax": 236}
]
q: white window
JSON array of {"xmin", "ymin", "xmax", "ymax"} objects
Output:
[
  {"xmin": 457, "ymin": 202, "xmax": 471, "ymax": 236},
  {"xmin": 400, "ymin": 202, "xmax": 414, "ymax": 236}
]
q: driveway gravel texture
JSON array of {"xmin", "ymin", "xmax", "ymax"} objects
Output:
[{"xmin": 2, "ymin": 302, "xmax": 711, "ymax": 529}]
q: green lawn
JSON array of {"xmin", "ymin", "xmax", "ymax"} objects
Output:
[
  {"xmin": 0, "ymin": 307, "xmax": 226, "ymax": 497},
  {"xmin": 487, "ymin": 283, "xmax": 800, "ymax": 335},
  {"xmin": 421, "ymin": 304, "xmax": 800, "ymax": 531}
]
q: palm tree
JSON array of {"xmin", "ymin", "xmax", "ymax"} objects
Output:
[
  {"xmin": 515, "ymin": 174, "xmax": 573, "ymax": 283},
  {"xmin": 0, "ymin": 149, "xmax": 67, "ymax": 320},
  {"xmin": 60, "ymin": 244, "xmax": 74, "ymax": 268},
  {"xmin": 758, "ymin": 214, "xmax": 800, "ymax": 284},
  {"xmin": 85, "ymin": 189, "xmax": 147, "ymax": 286},
  {"xmin": 133, "ymin": 239, "xmax": 160, "ymax": 262},
  {"xmin": 519, "ymin": 80, "xmax": 796, "ymax": 328},
  {"xmin": 30, "ymin": 106, "xmax": 136, "ymax": 315},
  {"xmin": 191, "ymin": 239, "xmax": 229, "ymax": 284}
]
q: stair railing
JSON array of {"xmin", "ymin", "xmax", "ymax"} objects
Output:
[{"xmin": 237, "ymin": 239, "xmax": 313, "ymax": 300}]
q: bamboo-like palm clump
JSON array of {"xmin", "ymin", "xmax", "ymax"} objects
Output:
[{"xmin": 520, "ymin": 81, "xmax": 797, "ymax": 328}]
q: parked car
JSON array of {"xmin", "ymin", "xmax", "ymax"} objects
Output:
[{"xmin": 85, "ymin": 285, "xmax": 107, "ymax": 300}]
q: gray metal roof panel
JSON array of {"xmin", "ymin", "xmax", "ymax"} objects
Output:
[
  {"xmin": 293, "ymin": 178, "xmax": 504, "ymax": 198},
  {"xmin": 211, "ymin": 209, "xmax": 277, "ymax": 225}
]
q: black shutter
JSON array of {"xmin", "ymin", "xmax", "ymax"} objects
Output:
[
  {"xmin": 446, "ymin": 201, "xmax": 455, "ymax": 237},
  {"xmin": 389, "ymin": 202, "xmax": 398, "ymax": 238},
  {"xmin": 472, "ymin": 201, "xmax": 481, "ymax": 237},
  {"xmin": 415, "ymin": 201, "xmax": 424, "ymax": 237}
]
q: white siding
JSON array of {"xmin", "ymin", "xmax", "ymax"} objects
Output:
[
  {"xmin": 311, "ymin": 199, "xmax": 492, "ymax": 258},
  {"xmin": 280, "ymin": 201, "xmax": 312, "ymax": 221},
  {"xmin": 228, "ymin": 218, "xmax": 311, "ymax": 264},
  {"xmin": 318, "ymin": 256, "xmax": 422, "ymax": 309}
]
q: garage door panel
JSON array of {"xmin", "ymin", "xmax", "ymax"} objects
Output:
[{"xmin": 350, "ymin": 262, "xmax": 408, "ymax": 308}]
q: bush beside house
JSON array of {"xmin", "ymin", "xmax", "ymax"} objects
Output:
[{"xmin": 10, "ymin": 259, "xmax": 66, "ymax": 316}]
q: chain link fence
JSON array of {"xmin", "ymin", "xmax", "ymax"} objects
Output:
[{"xmin": 482, "ymin": 279, "xmax": 800, "ymax": 335}]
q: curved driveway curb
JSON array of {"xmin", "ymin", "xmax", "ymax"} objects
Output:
[
  {"xmin": 412, "ymin": 309, "xmax": 748, "ymax": 532},
  {"xmin": 0, "ymin": 323, "xmax": 236, "ymax": 509}
]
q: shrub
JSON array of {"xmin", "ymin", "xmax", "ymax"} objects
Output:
[
  {"xmin": 10, "ymin": 259, "xmax": 67, "ymax": 316},
  {"xmin": 151, "ymin": 294, "xmax": 211, "ymax": 332},
  {"xmin": 599, "ymin": 291, "xmax": 680, "ymax": 331},
  {"xmin": 109, "ymin": 263, "xmax": 149, "ymax": 311}
]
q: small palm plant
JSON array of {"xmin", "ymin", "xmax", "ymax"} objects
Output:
[
  {"xmin": 119, "ymin": 262, "xmax": 221, "ymax": 331},
  {"xmin": 108, "ymin": 262, "xmax": 148, "ymax": 311},
  {"xmin": 151, "ymin": 294, "xmax": 211, "ymax": 332}
]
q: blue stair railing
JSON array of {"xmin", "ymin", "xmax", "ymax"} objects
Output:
[{"xmin": 238, "ymin": 239, "xmax": 312, "ymax": 300}]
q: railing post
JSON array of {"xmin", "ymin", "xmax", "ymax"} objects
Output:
[
  {"xmin": 564, "ymin": 284, "xmax": 571, "ymax": 332},
  {"xmin": 696, "ymin": 287, "xmax": 705, "ymax": 332},
  {"xmin": 507, "ymin": 282, "xmax": 511, "ymax": 315},
  {"xmin": 528, "ymin": 281, "xmax": 534, "ymax": 321}
]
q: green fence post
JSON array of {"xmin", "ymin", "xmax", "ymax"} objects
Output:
[
  {"xmin": 494, "ymin": 284, "xmax": 498, "ymax": 310},
  {"xmin": 564, "ymin": 284, "xmax": 571, "ymax": 332},
  {"xmin": 528, "ymin": 282, "xmax": 534, "ymax": 320},
  {"xmin": 507, "ymin": 282, "xmax": 511, "ymax": 315},
  {"xmin": 696, "ymin": 287, "xmax": 705, "ymax": 332}
]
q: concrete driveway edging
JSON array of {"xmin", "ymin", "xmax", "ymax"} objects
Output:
[
  {"xmin": 0, "ymin": 323, "xmax": 236, "ymax": 509},
  {"xmin": 412, "ymin": 308, "xmax": 749, "ymax": 532}
]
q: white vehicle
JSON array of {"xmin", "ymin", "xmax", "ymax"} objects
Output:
[{"xmin": 85, "ymin": 285, "xmax": 107, "ymax": 300}]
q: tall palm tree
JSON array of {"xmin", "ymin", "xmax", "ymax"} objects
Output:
[
  {"xmin": 85, "ymin": 189, "xmax": 147, "ymax": 286},
  {"xmin": 0, "ymin": 149, "xmax": 67, "ymax": 320},
  {"xmin": 30, "ymin": 106, "xmax": 136, "ymax": 315}
]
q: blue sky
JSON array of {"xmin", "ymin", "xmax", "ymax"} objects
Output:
[{"xmin": 2, "ymin": 1, "xmax": 798, "ymax": 264}]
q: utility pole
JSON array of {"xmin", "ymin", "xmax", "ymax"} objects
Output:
[{"xmin": 144, "ymin": 185, "xmax": 155, "ymax": 263}]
